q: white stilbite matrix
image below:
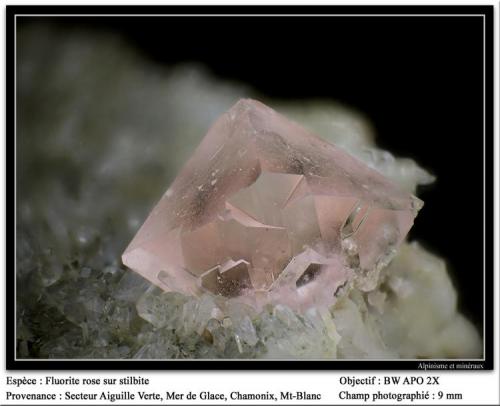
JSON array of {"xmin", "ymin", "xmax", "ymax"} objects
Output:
[{"xmin": 16, "ymin": 27, "xmax": 481, "ymax": 359}]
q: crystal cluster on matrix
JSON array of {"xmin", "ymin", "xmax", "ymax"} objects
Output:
[{"xmin": 122, "ymin": 99, "xmax": 423, "ymax": 311}]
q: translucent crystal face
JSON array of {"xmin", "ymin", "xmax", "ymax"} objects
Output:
[{"xmin": 122, "ymin": 99, "xmax": 422, "ymax": 310}]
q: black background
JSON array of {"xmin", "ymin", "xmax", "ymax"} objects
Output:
[{"xmin": 20, "ymin": 12, "xmax": 486, "ymax": 332}]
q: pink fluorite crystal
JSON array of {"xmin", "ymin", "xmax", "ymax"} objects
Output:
[{"xmin": 122, "ymin": 99, "xmax": 423, "ymax": 311}]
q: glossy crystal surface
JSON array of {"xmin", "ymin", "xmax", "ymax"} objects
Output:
[{"xmin": 122, "ymin": 99, "xmax": 422, "ymax": 310}]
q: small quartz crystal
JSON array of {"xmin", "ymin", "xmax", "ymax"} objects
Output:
[{"xmin": 122, "ymin": 99, "xmax": 422, "ymax": 311}]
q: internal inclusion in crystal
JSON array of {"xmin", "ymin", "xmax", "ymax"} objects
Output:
[{"xmin": 122, "ymin": 99, "xmax": 423, "ymax": 310}]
